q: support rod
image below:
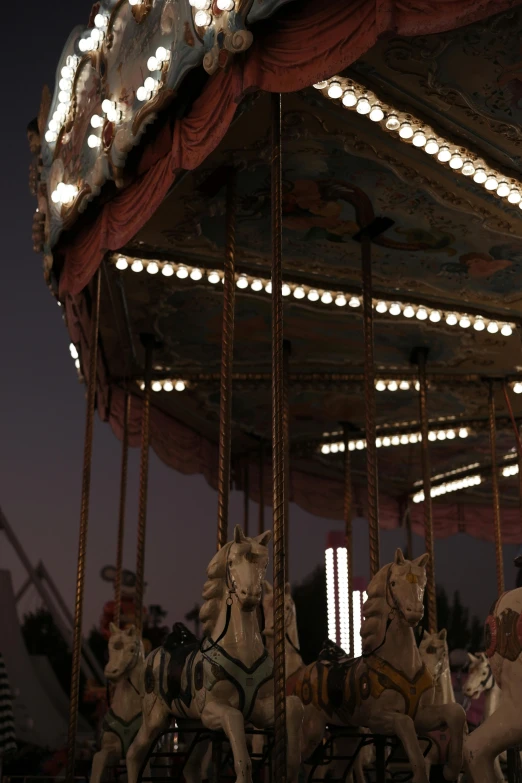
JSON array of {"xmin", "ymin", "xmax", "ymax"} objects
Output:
[
  {"xmin": 271, "ymin": 91, "xmax": 287, "ymax": 783},
  {"xmin": 243, "ymin": 460, "xmax": 250, "ymax": 537},
  {"xmin": 283, "ymin": 340, "xmax": 291, "ymax": 582},
  {"xmin": 416, "ymin": 349, "xmax": 437, "ymax": 633},
  {"xmin": 258, "ymin": 442, "xmax": 265, "ymax": 536},
  {"xmin": 217, "ymin": 170, "xmax": 237, "ymax": 550},
  {"xmin": 135, "ymin": 339, "xmax": 153, "ymax": 635},
  {"xmin": 66, "ymin": 268, "xmax": 101, "ymax": 783},
  {"xmin": 343, "ymin": 428, "xmax": 354, "ymax": 658},
  {"xmin": 114, "ymin": 393, "xmax": 131, "ymax": 628},
  {"xmin": 489, "ymin": 382, "xmax": 505, "ymax": 596}
]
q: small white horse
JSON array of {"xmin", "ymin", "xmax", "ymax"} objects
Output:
[
  {"xmin": 464, "ymin": 652, "xmax": 503, "ymax": 783},
  {"xmin": 126, "ymin": 526, "xmax": 304, "ymax": 783},
  {"xmin": 91, "ymin": 624, "xmax": 145, "ymax": 783},
  {"xmin": 419, "ymin": 629, "xmax": 456, "ymax": 777},
  {"xmin": 464, "ymin": 588, "xmax": 522, "ymax": 783}
]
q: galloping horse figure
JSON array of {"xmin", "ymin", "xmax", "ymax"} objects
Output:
[
  {"xmin": 293, "ymin": 550, "xmax": 466, "ymax": 783},
  {"xmin": 464, "ymin": 587, "xmax": 522, "ymax": 783},
  {"xmin": 126, "ymin": 526, "xmax": 304, "ymax": 783},
  {"xmin": 91, "ymin": 625, "xmax": 145, "ymax": 783}
]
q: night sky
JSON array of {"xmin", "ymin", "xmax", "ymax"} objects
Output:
[{"xmin": 0, "ymin": 1, "xmax": 519, "ymax": 640}]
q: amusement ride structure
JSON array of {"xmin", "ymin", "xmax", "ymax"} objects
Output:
[{"xmin": 26, "ymin": 0, "xmax": 522, "ymax": 781}]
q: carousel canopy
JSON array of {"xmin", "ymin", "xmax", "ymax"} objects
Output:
[{"xmin": 33, "ymin": 0, "xmax": 522, "ymax": 542}]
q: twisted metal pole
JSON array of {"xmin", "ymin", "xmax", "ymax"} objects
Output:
[
  {"xmin": 283, "ymin": 341, "xmax": 291, "ymax": 582},
  {"xmin": 258, "ymin": 443, "xmax": 265, "ymax": 535},
  {"xmin": 135, "ymin": 339, "xmax": 153, "ymax": 635},
  {"xmin": 417, "ymin": 350, "xmax": 437, "ymax": 633},
  {"xmin": 361, "ymin": 236, "xmax": 380, "ymax": 577},
  {"xmin": 271, "ymin": 91, "xmax": 287, "ymax": 783},
  {"xmin": 243, "ymin": 460, "xmax": 250, "ymax": 537},
  {"xmin": 488, "ymin": 382, "xmax": 505, "ymax": 596},
  {"xmin": 217, "ymin": 170, "xmax": 237, "ymax": 550},
  {"xmin": 343, "ymin": 428, "xmax": 354, "ymax": 658},
  {"xmin": 66, "ymin": 269, "xmax": 101, "ymax": 783},
  {"xmin": 114, "ymin": 393, "xmax": 131, "ymax": 629}
]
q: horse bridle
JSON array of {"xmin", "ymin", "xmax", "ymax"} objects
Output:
[{"xmin": 479, "ymin": 662, "xmax": 494, "ymax": 692}]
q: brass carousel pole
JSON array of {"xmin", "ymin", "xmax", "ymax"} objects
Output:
[
  {"xmin": 135, "ymin": 338, "xmax": 154, "ymax": 636},
  {"xmin": 488, "ymin": 381, "xmax": 504, "ymax": 596},
  {"xmin": 271, "ymin": 91, "xmax": 287, "ymax": 783},
  {"xmin": 258, "ymin": 443, "xmax": 265, "ymax": 535},
  {"xmin": 343, "ymin": 427, "xmax": 354, "ymax": 658},
  {"xmin": 217, "ymin": 169, "xmax": 237, "ymax": 550},
  {"xmin": 66, "ymin": 269, "xmax": 101, "ymax": 783},
  {"xmin": 283, "ymin": 340, "xmax": 291, "ymax": 582},
  {"xmin": 415, "ymin": 348, "xmax": 437, "ymax": 633},
  {"xmin": 243, "ymin": 459, "xmax": 250, "ymax": 537},
  {"xmin": 114, "ymin": 393, "xmax": 131, "ymax": 628}
]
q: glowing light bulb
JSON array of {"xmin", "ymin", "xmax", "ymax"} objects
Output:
[
  {"xmin": 387, "ymin": 381, "xmax": 398, "ymax": 392},
  {"xmin": 513, "ymin": 382, "xmax": 522, "ymax": 394},
  {"xmin": 375, "ymin": 380, "xmax": 386, "ymax": 391},
  {"xmin": 382, "ymin": 437, "xmax": 391, "ymax": 448},
  {"xmin": 459, "ymin": 315, "xmax": 471, "ymax": 328},
  {"xmin": 236, "ymin": 274, "xmax": 249, "ymax": 289},
  {"xmin": 87, "ymin": 134, "xmax": 101, "ymax": 148},
  {"xmin": 265, "ymin": 281, "xmax": 272, "ymax": 294},
  {"xmin": 147, "ymin": 56, "xmax": 159, "ymax": 71},
  {"xmin": 429, "ymin": 310, "xmax": 441, "ymax": 323},
  {"xmin": 487, "ymin": 321, "xmax": 499, "ymax": 334},
  {"xmin": 449, "ymin": 153, "xmax": 463, "ymax": 169},
  {"xmin": 389, "ymin": 302, "xmax": 402, "ymax": 316},
  {"xmin": 151, "ymin": 381, "xmax": 162, "ymax": 392},
  {"xmin": 497, "ymin": 181, "xmax": 510, "ymax": 197},
  {"xmin": 356, "ymin": 97, "xmax": 371, "ymax": 115},
  {"xmin": 473, "ymin": 168, "xmax": 487, "ymax": 184},
  {"xmin": 282, "ymin": 283, "xmax": 291, "ymax": 297},
  {"xmin": 412, "ymin": 130, "xmax": 426, "ymax": 147},
  {"xmin": 176, "ymin": 265, "xmax": 188, "ymax": 279},
  {"xmin": 335, "ymin": 294, "xmax": 347, "ymax": 306},
  {"xmin": 425, "ymin": 138, "xmax": 439, "ymax": 155},
  {"xmin": 175, "ymin": 381, "xmax": 186, "ymax": 392},
  {"xmin": 45, "ymin": 130, "xmax": 58, "ymax": 143},
  {"xmin": 146, "ymin": 262, "xmax": 159, "ymax": 275},
  {"xmin": 399, "ymin": 122, "xmax": 413, "ymax": 139},
  {"xmin": 293, "ymin": 286, "xmax": 305, "ymax": 299},
  {"xmin": 437, "ymin": 430, "xmax": 446, "ymax": 441},
  {"xmin": 356, "ymin": 440, "xmax": 365, "ymax": 450},
  {"xmin": 208, "ymin": 270, "xmax": 221, "ymax": 284},
  {"xmin": 501, "ymin": 324, "xmax": 513, "ymax": 337},
  {"xmin": 321, "ymin": 291, "xmax": 333, "ymax": 304},
  {"xmin": 391, "ymin": 436, "xmax": 400, "ymax": 446},
  {"xmin": 163, "ymin": 381, "xmax": 174, "ymax": 392},
  {"xmin": 509, "ymin": 189, "xmax": 521, "ymax": 204},
  {"xmin": 144, "ymin": 76, "xmax": 157, "ymax": 92},
  {"xmin": 400, "ymin": 434, "xmax": 409, "ymax": 445},
  {"xmin": 115, "ymin": 257, "xmax": 128, "ymax": 270},
  {"xmin": 137, "ymin": 86, "xmax": 147, "ymax": 102},
  {"xmin": 416, "ymin": 307, "xmax": 428, "ymax": 320},
  {"xmin": 349, "ymin": 296, "xmax": 360, "ymax": 308},
  {"xmin": 327, "ymin": 82, "xmax": 343, "ymax": 99},
  {"xmin": 91, "ymin": 114, "xmax": 103, "ymax": 129},
  {"xmin": 251, "ymin": 278, "xmax": 263, "ymax": 292},
  {"xmin": 485, "ymin": 175, "xmax": 498, "ymax": 191},
  {"xmin": 369, "ymin": 105, "xmax": 384, "ymax": 122},
  {"xmin": 321, "ymin": 444, "xmax": 330, "ymax": 454},
  {"xmin": 459, "ymin": 428, "xmax": 468, "ymax": 439},
  {"xmin": 162, "ymin": 264, "xmax": 174, "ymax": 277},
  {"xmin": 190, "ymin": 267, "xmax": 202, "ymax": 280},
  {"xmin": 473, "ymin": 317, "xmax": 485, "ymax": 331},
  {"xmin": 437, "ymin": 146, "xmax": 451, "ymax": 162},
  {"xmin": 446, "ymin": 313, "xmax": 458, "ymax": 326},
  {"xmin": 375, "ymin": 301, "xmax": 388, "ymax": 313},
  {"xmin": 194, "ymin": 1, "xmax": 211, "ymax": 15},
  {"xmin": 330, "ymin": 444, "xmax": 339, "ymax": 454},
  {"xmin": 342, "ymin": 89, "xmax": 357, "ymax": 107},
  {"xmin": 385, "ymin": 114, "xmax": 400, "ymax": 131},
  {"xmin": 403, "ymin": 305, "xmax": 415, "ymax": 318},
  {"xmin": 307, "ymin": 289, "xmax": 319, "ymax": 302},
  {"xmin": 94, "ymin": 13, "xmax": 107, "ymax": 27},
  {"xmin": 156, "ymin": 46, "xmax": 169, "ymax": 61},
  {"xmin": 102, "ymin": 99, "xmax": 115, "ymax": 114},
  {"xmin": 399, "ymin": 381, "xmax": 410, "ymax": 390},
  {"xmin": 131, "ymin": 260, "xmax": 143, "ymax": 272},
  {"xmin": 446, "ymin": 430, "xmax": 456, "ymax": 440},
  {"xmin": 313, "ymin": 81, "xmax": 328, "ymax": 90},
  {"xmin": 428, "ymin": 432, "xmax": 437, "ymax": 442},
  {"xmin": 462, "ymin": 160, "xmax": 475, "ymax": 177}
]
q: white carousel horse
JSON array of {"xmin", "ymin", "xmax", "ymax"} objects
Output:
[
  {"xmin": 126, "ymin": 526, "xmax": 304, "ymax": 783},
  {"xmin": 464, "ymin": 588, "xmax": 522, "ymax": 783},
  {"xmin": 464, "ymin": 652, "xmax": 503, "ymax": 783},
  {"xmin": 91, "ymin": 624, "xmax": 145, "ymax": 783},
  {"xmin": 292, "ymin": 549, "xmax": 467, "ymax": 783}
]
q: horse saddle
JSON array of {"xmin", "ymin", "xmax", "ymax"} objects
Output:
[
  {"xmin": 319, "ymin": 638, "xmax": 348, "ymax": 664},
  {"xmin": 163, "ymin": 622, "xmax": 199, "ymax": 704}
]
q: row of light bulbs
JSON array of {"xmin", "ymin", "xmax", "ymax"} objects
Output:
[
  {"xmin": 315, "ymin": 78, "xmax": 522, "ymax": 211},
  {"xmin": 412, "ymin": 474, "xmax": 482, "ymax": 503},
  {"xmin": 138, "ymin": 379, "xmax": 187, "ymax": 392},
  {"xmin": 502, "ymin": 464, "xmax": 519, "ymax": 477},
  {"xmin": 78, "ymin": 13, "xmax": 108, "ymax": 52},
  {"xmin": 113, "ymin": 256, "xmax": 516, "ymax": 336},
  {"xmin": 69, "ymin": 343, "xmax": 81, "ymax": 371},
  {"xmin": 137, "ymin": 46, "xmax": 170, "ymax": 102},
  {"xmin": 51, "ymin": 182, "xmax": 79, "ymax": 206},
  {"xmin": 45, "ymin": 54, "xmax": 80, "ymax": 144},
  {"xmin": 377, "ymin": 379, "xmax": 419, "ymax": 392},
  {"xmin": 189, "ymin": 0, "xmax": 235, "ymax": 30},
  {"xmin": 320, "ymin": 426, "xmax": 470, "ymax": 454}
]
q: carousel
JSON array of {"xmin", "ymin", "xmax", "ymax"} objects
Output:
[{"xmin": 28, "ymin": 0, "xmax": 522, "ymax": 781}]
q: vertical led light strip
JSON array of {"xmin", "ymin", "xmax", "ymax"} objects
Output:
[
  {"xmin": 337, "ymin": 547, "xmax": 350, "ymax": 653},
  {"xmin": 325, "ymin": 547, "xmax": 337, "ymax": 642}
]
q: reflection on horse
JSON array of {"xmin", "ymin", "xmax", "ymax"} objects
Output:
[
  {"xmin": 293, "ymin": 549, "xmax": 466, "ymax": 783},
  {"xmin": 91, "ymin": 625, "xmax": 145, "ymax": 783},
  {"xmin": 464, "ymin": 588, "xmax": 522, "ymax": 783},
  {"xmin": 125, "ymin": 526, "xmax": 304, "ymax": 783}
]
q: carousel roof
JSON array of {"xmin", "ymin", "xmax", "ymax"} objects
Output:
[{"xmin": 34, "ymin": 1, "xmax": 522, "ymax": 542}]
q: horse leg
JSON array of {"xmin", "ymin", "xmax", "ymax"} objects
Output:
[
  {"xmin": 464, "ymin": 701, "xmax": 522, "ymax": 783},
  {"xmin": 91, "ymin": 734, "xmax": 121, "ymax": 783},
  {"xmin": 367, "ymin": 712, "xmax": 428, "ymax": 783},
  {"xmin": 126, "ymin": 697, "xmax": 170, "ymax": 783},
  {"xmin": 301, "ymin": 703, "xmax": 328, "ymax": 761},
  {"xmin": 201, "ymin": 701, "xmax": 252, "ymax": 783},
  {"xmin": 415, "ymin": 703, "xmax": 467, "ymax": 780},
  {"xmin": 183, "ymin": 736, "xmax": 211, "ymax": 783}
]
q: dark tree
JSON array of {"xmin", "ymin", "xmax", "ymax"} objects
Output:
[
  {"xmin": 292, "ymin": 566, "xmax": 327, "ymax": 664},
  {"xmin": 420, "ymin": 587, "xmax": 483, "ymax": 651}
]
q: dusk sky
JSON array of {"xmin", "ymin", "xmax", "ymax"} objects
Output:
[{"xmin": 0, "ymin": 1, "xmax": 519, "ymax": 641}]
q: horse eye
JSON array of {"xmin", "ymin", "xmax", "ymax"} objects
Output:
[{"xmin": 391, "ymin": 581, "xmax": 395, "ymax": 587}]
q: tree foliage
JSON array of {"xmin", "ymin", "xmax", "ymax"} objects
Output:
[{"xmin": 420, "ymin": 587, "xmax": 483, "ymax": 650}]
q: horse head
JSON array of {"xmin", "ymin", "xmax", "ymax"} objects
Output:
[
  {"xmin": 419, "ymin": 628, "xmax": 448, "ymax": 683},
  {"xmin": 227, "ymin": 526, "xmax": 271, "ymax": 612},
  {"xmin": 464, "ymin": 652, "xmax": 492, "ymax": 699},
  {"xmin": 387, "ymin": 549, "xmax": 429, "ymax": 627},
  {"xmin": 105, "ymin": 624, "xmax": 143, "ymax": 682}
]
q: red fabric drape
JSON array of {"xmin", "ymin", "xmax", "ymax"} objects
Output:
[{"xmin": 58, "ymin": 0, "xmax": 522, "ymax": 296}]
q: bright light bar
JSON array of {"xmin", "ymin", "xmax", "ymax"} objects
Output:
[
  {"xmin": 337, "ymin": 548, "xmax": 350, "ymax": 653},
  {"xmin": 325, "ymin": 548, "xmax": 336, "ymax": 643},
  {"xmin": 412, "ymin": 473, "xmax": 482, "ymax": 503},
  {"xmin": 502, "ymin": 464, "xmax": 519, "ymax": 477},
  {"xmin": 137, "ymin": 379, "xmax": 187, "ymax": 392},
  {"xmin": 320, "ymin": 426, "xmax": 470, "ymax": 454}
]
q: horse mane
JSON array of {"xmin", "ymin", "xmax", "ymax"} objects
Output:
[
  {"xmin": 199, "ymin": 542, "xmax": 232, "ymax": 637},
  {"xmin": 360, "ymin": 563, "xmax": 390, "ymax": 652}
]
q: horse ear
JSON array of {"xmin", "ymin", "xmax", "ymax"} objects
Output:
[
  {"xmin": 109, "ymin": 622, "xmax": 118, "ymax": 635},
  {"xmin": 285, "ymin": 582, "xmax": 292, "ymax": 595},
  {"xmin": 413, "ymin": 553, "xmax": 429, "ymax": 568},
  {"xmin": 395, "ymin": 548, "xmax": 406, "ymax": 565},
  {"xmin": 263, "ymin": 581, "xmax": 273, "ymax": 594},
  {"xmin": 468, "ymin": 652, "xmax": 478, "ymax": 664},
  {"xmin": 125, "ymin": 625, "xmax": 136, "ymax": 637},
  {"xmin": 422, "ymin": 630, "xmax": 429, "ymax": 640},
  {"xmin": 255, "ymin": 530, "xmax": 272, "ymax": 547},
  {"xmin": 438, "ymin": 628, "xmax": 447, "ymax": 640},
  {"xmin": 234, "ymin": 525, "xmax": 246, "ymax": 543}
]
